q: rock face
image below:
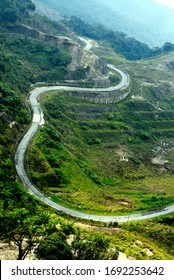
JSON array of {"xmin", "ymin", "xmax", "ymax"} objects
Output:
[
  {"xmin": 66, "ymin": 87, "xmax": 131, "ymax": 104},
  {"xmin": 9, "ymin": 24, "xmax": 74, "ymax": 47},
  {"xmin": 67, "ymin": 42, "xmax": 109, "ymax": 84},
  {"xmin": 153, "ymin": 82, "xmax": 174, "ymax": 100},
  {"xmin": 9, "ymin": 24, "xmax": 110, "ymax": 86}
]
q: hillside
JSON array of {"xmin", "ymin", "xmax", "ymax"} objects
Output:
[
  {"xmin": 28, "ymin": 45, "xmax": 174, "ymax": 216},
  {"xmin": 63, "ymin": 16, "xmax": 174, "ymax": 60},
  {"xmin": 33, "ymin": 0, "xmax": 174, "ymax": 47},
  {"xmin": 1, "ymin": 0, "xmax": 174, "ymax": 261}
]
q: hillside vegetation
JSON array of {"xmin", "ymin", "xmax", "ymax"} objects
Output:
[
  {"xmin": 28, "ymin": 75, "xmax": 174, "ymax": 215},
  {"xmin": 1, "ymin": 0, "xmax": 174, "ymax": 260}
]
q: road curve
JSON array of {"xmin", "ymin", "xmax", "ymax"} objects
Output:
[
  {"xmin": 78, "ymin": 37, "xmax": 93, "ymax": 51},
  {"xmin": 15, "ymin": 40, "xmax": 174, "ymax": 222}
]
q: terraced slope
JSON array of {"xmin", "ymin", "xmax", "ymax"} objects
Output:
[
  {"xmin": 26, "ymin": 42, "xmax": 174, "ymax": 217},
  {"xmin": 27, "ymin": 88, "xmax": 174, "ymax": 216}
]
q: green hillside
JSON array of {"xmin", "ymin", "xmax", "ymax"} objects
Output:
[
  {"xmin": 28, "ymin": 62, "xmax": 174, "ymax": 215},
  {"xmin": 1, "ymin": 0, "xmax": 174, "ymax": 260}
]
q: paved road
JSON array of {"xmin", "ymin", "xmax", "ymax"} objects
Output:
[
  {"xmin": 14, "ymin": 39, "xmax": 174, "ymax": 222},
  {"xmin": 78, "ymin": 37, "xmax": 93, "ymax": 51}
]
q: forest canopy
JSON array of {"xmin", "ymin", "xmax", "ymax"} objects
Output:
[{"xmin": 0, "ymin": 0, "xmax": 35, "ymax": 23}]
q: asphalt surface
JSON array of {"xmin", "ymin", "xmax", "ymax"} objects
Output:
[
  {"xmin": 14, "ymin": 38, "xmax": 174, "ymax": 222},
  {"xmin": 78, "ymin": 37, "xmax": 93, "ymax": 50}
]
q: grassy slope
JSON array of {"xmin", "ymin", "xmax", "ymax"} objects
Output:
[
  {"xmin": 1, "ymin": 3, "xmax": 174, "ymax": 260},
  {"xmin": 27, "ymin": 44, "xmax": 174, "ymax": 217}
]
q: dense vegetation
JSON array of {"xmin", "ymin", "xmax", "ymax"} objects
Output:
[
  {"xmin": 0, "ymin": 159, "xmax": 119, "ymax": 260},
  {"xmin": 64, "ymin": 16, "xmax": 174, "ymax": 60},
  {"xmin": 0, "ymin": 0, "xmax": 119, "ymax": 260},
  {"xmin": 0, "ymin": 0, "xmax": 35, "ymax": 24},
  {"xmin": 0, "ymin": 0, "xmax": 69, "ymax": 260},
  {"xmin": 1, "ymin": 34, "xmax": 71, "ymax": 83},
  {"xmin": 27, "ymin": 89, "xmax": 174, "ymax": 215},
  {"xmin": 0, "ymin": 0, "xmax": 72, "ymax": 244},
  {"xmin": 1, "ymin": 0, "xmax": 174, "ymax": 260}
]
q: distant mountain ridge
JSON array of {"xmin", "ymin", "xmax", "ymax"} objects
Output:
[{"xmin": 33, "ymin": 0, "xmax": 174, "ymax": 47}]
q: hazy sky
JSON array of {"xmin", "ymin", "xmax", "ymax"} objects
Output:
[{"xmin": 155, "ymin": 0, "xmax": 174, "ymax": 9}]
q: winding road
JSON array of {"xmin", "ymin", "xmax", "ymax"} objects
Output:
[{"xmin": 15, "ymin": 38, "xmax": 174, "ymax": 222}]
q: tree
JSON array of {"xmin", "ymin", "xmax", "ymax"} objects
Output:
[
  {"xmin": 0, "ymin": 1, "xmax": 17, "ymax": 23},
  {"xmin": 35, "ymin": 226, "xmax": 119, "ymax": 260},
  {"xmin": 35, "ymin": 232, "xmax": 73, "ymax": 260},
  {"xmin": 0, "ymin": 209, "xmax": 50, "ymax": 260},
  {"xmin": 162, "ymin": 42, "xmax": 174, "ymax": 52},
  {"xmin": 0, "ymin": 0, "xmax": 35, "ymax": 24},
  {"xmin": 72, "ymin": 233, "xmax": 118, "ymax": 260}
]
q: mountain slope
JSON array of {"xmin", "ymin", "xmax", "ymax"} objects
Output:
[
  {"xmin": 33, "ymin": 0, "xmax": 174, "ymax": 47},
  {"xmin": 1, "ymin": 0, "xmax": 174, "ymax": 261},
  {"xmin": 63, "ymin": 16, "xmax": 174, "ymax": 60}
]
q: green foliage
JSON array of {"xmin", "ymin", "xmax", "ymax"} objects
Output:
[
  {"xmin": 0, "ymin": 161, "xmax": 75, "ymax": 261},
  {"xmin": 109, "ymin": 74, "xmax": 121, "ymax": 85},
  {"xmin": 72, "ymin": 233, "xmax": 118, "ymax": 260},
  {"xmin": 0, "ymin": 1, "xmax": 73, "ymax": 261},
  {"xmin": 0, "ymin": 3, "xmax": 72, "ymax": 243},
  {"xmin": 29, "ymin": 125, "xmax": 71, "ymax": 190},
  {"xmin": 158, "ymin": 216, "xmax": 174, "ymax": 226},
  {"xmin": 36, "ymin": 229, "xmax": 119, "ymax": 260},
  {"xmin": 0, "ymin": 206, "xmax": 51, "ymax": 259},
  {"xmin": 0, "ymin": 150, "xmax": 39, "ymax": 214},
  {"xmin": 71, "ymin": 66, "xmax": 90, "ymax": 80},
  {"xmin": 35, "ymin": 232, "xmax": 73, "ymax": 260},
  {"xmin": 0, "ymin": 83, "xmax": 29, "ymax": 123},
  {"xmin": 0, "ymin": 44, "xmax": 31, "ymax": 92},
  {"xmin": 28, "ymin": 90, "xmax": 174, "ymax": 215},
  {"xmin": 4, "ymin": 36, "xmax": 71, "ymax": 68},
  {"xmin": 1, "ymin": 0, "xmax": 174, "ymax": 262},
  {"xmin": 0, "ymin": 35, "xmax": 71, "ymax": 83},
  {"xmin": 122, "ymin": 218, "xmax": 174, "ymax": 257},
  {"xmin": 0, "ymin": 0, "xmax": 35, "ymax": 24}
]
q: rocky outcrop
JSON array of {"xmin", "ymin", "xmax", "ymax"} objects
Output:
[
  {"xmin": 8, "ymin": 24, "xmax": 73, "ymax": 48},
  {"xmin": 66, "ymin": 42, "xmax": 109, "ymax": 84},
  {"xmin": 153, "ymin": 82, "xmax": 174, "ymax": 100}
]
